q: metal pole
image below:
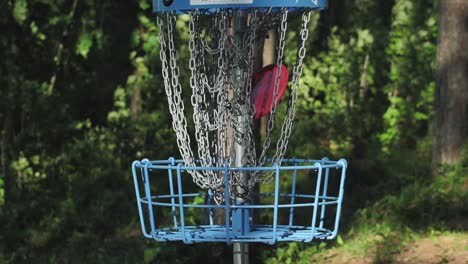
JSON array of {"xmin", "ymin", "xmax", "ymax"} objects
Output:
[
  {"xmin": 233, "ymin": 243, "xmax": 249, "ymax": 264},
  {"xmin": 232, "ymin": 9, "xmax": 249, "ymax": 264}
]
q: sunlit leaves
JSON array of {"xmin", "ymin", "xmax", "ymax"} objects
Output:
[
  {"xmin": 380, "ymin": 0, "xmax": 437, "ymax": 152},
  {"xmin": 356, "ymin": 29, "xmax": 374, "ymax": 50},
  {"xmin": 294, "ymin": 25, "xmax": 375, "ymax": 156},
  {"xmin": 30, "ymin": 21, "xmax": 46, "ymax": 41},
  {"xmin": 13, "ymin": 0, "xmax": 28, "ymax": 25},
  {"xmin": 139, "ymin": 0, "xmax": 151, "ymax": 10},
  {"xmin": 11, "ymin": 153, "xmax": 47, "ymax": 187},
  {"xmin": 76, "ymin": 32, "xmax": 93, "ymax": 58},
  {"xmin": 107, "ymin": 87, "xmax": 130, "ymax": 123}
]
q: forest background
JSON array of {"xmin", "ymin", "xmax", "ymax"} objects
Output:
[{"xmin": 1, "ymin": 0, "xmax": 467, "ymax": 263}]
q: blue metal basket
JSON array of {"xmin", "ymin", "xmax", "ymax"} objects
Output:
[{"xmin": 132, "ymin": 157, "xmax": 347, "ymax": 245}]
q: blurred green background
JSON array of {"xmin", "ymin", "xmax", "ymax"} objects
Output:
[{"xmin": 0, "ymin": 0, "xmax": 466, "ymax": 263}]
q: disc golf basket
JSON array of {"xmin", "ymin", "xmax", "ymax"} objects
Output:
[
  {"xmin": 132, "ymin": 0, "xmax": 347, "ymax": 261},
  {"xmin": 133, "ymin": 157, "xmax": 347, "ymax": 244}
]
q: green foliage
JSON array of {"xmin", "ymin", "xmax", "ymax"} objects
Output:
[
  {"xmin": 340, "ymin": 159, "xmax": 467, "ymax": 262},
  {"xmin": 263, "ymin": 242, "xmax": 328, "ymax": 264},
  {"xmin": 76, "ymin": 32, "xmax": 93, "ymax": 58},
  {"xmin": 287, "ymin": 151, "xmax": 467, "ymax": 263},
  {"xmin": 293, "ymin": 25, "xmax": 376, "ymax": 157},
  {"xmin": 13, "ymin": 0, "xmax": 28, "ymax": 25},
  {"xmin": 10, "ymin": 153, "xmax": 47, "ymax": 188},
  {"xmin": 107, "ymin": 87, "xmax": 131, "ymax": 123},
  {"xmin": 379, "ymin": 0, "xmax": 437, "ymax": 152},
  {"xmin": 0, "ymin": 0, "xmax": 463, "ymax": 263}
]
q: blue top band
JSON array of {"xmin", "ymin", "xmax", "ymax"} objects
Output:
[{"xmin": 154, "ymin": 0, "xmax": 328, "ymax": 13}]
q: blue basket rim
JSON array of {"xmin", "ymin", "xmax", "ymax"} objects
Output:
[
  {"xmin": 154, "ymin": 0, "xmax": 328, "ymax": 13},
  {"xmin": 133, "ymin": 157, "xmax": 347, "ymax": 171}
]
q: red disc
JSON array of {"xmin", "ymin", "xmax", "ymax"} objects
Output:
[{"xmin": 250, "ymin": 64, "xmax": 289, "ymax": 119}]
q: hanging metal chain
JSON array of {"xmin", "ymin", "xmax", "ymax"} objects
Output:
[
  {"xmin": 156, "ymin": 8, "xmax": 312, "ymax": 203},
  {"xmin": 230, "ymin": 9, "xmax": 261, "ymax": 197},
  {"xmin": 158, "ymin": 13, "xmax": 211, "ymax": 189},
  {"xmin": 250, "ymin": 8, "xmax": 289, "ymax": 185},
  {"xmin": 189, "ymin": 10, "xmax": 220, "ymax": 190},
  {"xmin": 271, "ymin": 10, "xmax": 311, "ymax": 167}
]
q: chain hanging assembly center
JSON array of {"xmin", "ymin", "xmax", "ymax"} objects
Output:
[{"xmin": 158, "ymin": 8, "xmax": 311, "ymax": 203}]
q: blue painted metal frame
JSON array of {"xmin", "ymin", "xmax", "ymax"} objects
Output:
[
  {"xmin": 153, "ymin": 0, "xmax": 328, "ymax": 13},
  {"xmin": 132, "ymin": 157, "xmax": 347, "ymax": 244}
]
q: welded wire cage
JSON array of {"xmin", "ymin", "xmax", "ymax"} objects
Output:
[{"xmin": 132, "ymin": 158, "xmax": 347, "ymax": 245}]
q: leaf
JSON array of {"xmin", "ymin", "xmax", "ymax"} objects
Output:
[
  {"xmin": 30, "ymin": 21, "xmax": 46, "ymax": 41},
  {"xmin": 13, "ymin": 0, "xmax": 28, "ymax": 25},
  {"xmin": 143, "ymin": 248, "xmax": 159, "ymax": 263},
  {"xmin": 76, "ymin": 33, "xmax": 93, "ymax": 58},
  {"xmin": 139, "ymin": 0, "xmax": 150, "ymax": 10},
  {"xmin": 337, "ymin": 235, "xmax": 344, "ymax": 246}
]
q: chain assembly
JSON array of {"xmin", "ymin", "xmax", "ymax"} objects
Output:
[{"xmin": 157, "ymin": 8, "xmax": 312, "ymax": 203}]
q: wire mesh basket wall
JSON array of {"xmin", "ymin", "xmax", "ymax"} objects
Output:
[{"xmin": 132, "ymin": 157, "xmax": 347, "ymax": 245}]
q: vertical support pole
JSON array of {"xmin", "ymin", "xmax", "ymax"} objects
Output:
[
  {"xmin": 272, "ymin": 164, "xmax": 281, "ymax": 244},
  {"xmin": 176, "ymin": 164, "xmax": 188, "ymax": 243},
  {"xmin": 143, "ymin": 161, "xmax": 157, "ymax": 239},
  {"xmin": 330, "ymin": 159, "xmax": 347, "ymax": 238},
  {"xmin": 308, "ymin": 162, "xmax": 323, "ymax": 242},
  {"xmin": 208, "ymin": 188, "xmax": 214, "ymax": 226},
  {"xmin": 168, "ymin": 158, "xmax": 178, "ymax": 227},
  {"xmin": 319, "ymin": 157, "xmax": 330, "ymax": 229},
  {"xmin": 132, "ymin": 161, "xmax": 151, "ymax": 238},
  {"xmin": 225, "ymin": 165, "xmax": 231, "ymax": 245},
  {"xmin": 232, "ymin": 9, "xmax": 250, "ymax": 264},
  {"xmin": 288, "ymin": 158, "xmax": 298, "ymax": 227}
]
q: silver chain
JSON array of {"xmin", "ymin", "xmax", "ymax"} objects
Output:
[
  {"xmin": 258, "ymin": 10, "xmax": 311, "ymax": 184},
  {"xmin": 272, "ymin": 11, "xmax": 311, "ymax": 166},
  {"xmin": 157, "ymin": 9, "xmax": 312, "ymax": 203}
]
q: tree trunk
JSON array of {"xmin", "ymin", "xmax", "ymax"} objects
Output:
[
  {"xmin": 130, "ymin": 84, "xmax": 142, "ymax": 121},
  {"xmin": 433, "ymin": 0, "xmax": 468, "ymax": 168}
]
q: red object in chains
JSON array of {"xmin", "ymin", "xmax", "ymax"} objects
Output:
[{"xmin": 250, "ymin": 64, "xmax": 289, "ymax": 119}]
